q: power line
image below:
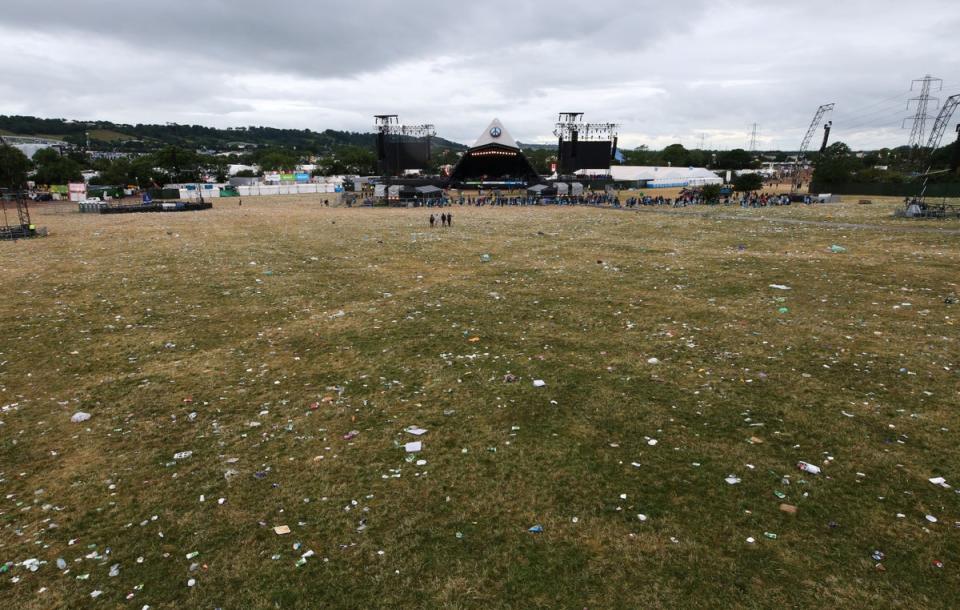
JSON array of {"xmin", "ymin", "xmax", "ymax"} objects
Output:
[{"xmin": 832, "ymin": 89, "xmax": 912, "ymax": 118}]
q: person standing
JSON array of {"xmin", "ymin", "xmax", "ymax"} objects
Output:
[
  {"xmin": 429, "ymin": 214, "xmax": 435, "ymax": 227},
  {"xmin": 447, "ymin": 212, "xmax": 453, "ymax": 227}
]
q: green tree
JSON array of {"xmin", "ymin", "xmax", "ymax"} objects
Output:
[
  {"xmin": 88, "ymin": 158, "xmax": 134, "ymax": 186},
  {"xmin": 700, "ymin": 183, "xmax": 722, "ymax": 202},
  {"xmin": 32, "ymin": 150, "xmax": 83, "ymax": 185},
  {"xmin": 316, "ymin": 146, "xmax": 376, "ymax": 175},
  {"xmin": 716, "ymin": 148, "xmax": 755, "ymax": 170},
  {"xmin": 152, "ymin": 146, "xmax": 202, "ymax": 182},
  {"xmin": 129, "ymin": 155, "xmax": 169, "ymax": 188},
  {"xmin": 811, "ymin": 142, "xmax": 859, "ymax": 185},
  {"xmin": 0, "ymin": 144, "xmax": 32, "ymax": 188},
  {"xmin": 733, "ymin": 173, "xmax": 763, "ymax": 192},
  {"xmin": 254, "ymin": 148, "xmax": 300, "ymax": 172},
  {"xmin": 661, "ymin": 143, "xmax": 690, "ymax": 167}
]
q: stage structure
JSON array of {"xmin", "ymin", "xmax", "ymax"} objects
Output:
[
  {"xmin": 789, "ymin": 103, "xmax": 834, "ymax": 194},
  {"xmin": 374, "ymin": 115, "xmax": 435, "ymax": 176},
  {"xmin": 918, "ymin": 93, "xmax": 960, "ymax": 202},
  {"xmin": 554, "ymin": 112, "xmax": 618, "ymax": 175},
  {"xmin": 0, "ymin": 189, "xmax": 44, "ymax": 240},
  {"xmin": 448, "ymin": 119, "xmax": 540, "ymax": 187}
]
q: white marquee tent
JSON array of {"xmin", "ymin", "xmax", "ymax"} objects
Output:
[{"xmin": 581, "ymin": 166, "xmax": 722, "ymax": 188}]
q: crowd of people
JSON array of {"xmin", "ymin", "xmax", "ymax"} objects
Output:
[
  {"xmin": 383, "ymin": 193, "xmax": 624, "ymax": 208},
  {"xmin": 367, "ymin": 189, "xmax": 818, "ymax": 210},
  {"xmin": 621, "ymin": 192, "xmax": 808, "ymax": 208}
]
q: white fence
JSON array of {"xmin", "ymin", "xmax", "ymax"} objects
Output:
[{"xmin": 236, "ymin": 184, "xmax": 339, "ymax": 197}]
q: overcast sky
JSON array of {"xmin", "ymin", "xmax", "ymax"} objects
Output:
[{"xmin": 2, "ymin": 0, "xmax": 958, "ymax": 150}]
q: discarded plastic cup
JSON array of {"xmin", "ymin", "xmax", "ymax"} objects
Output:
[{"xmin": 797, "ymin": 461, "xmax": 821, "ymax": 475}]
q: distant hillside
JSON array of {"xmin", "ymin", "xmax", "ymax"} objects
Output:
[
  {"xmin": 518, "ymin": 142, "xmax": 558, "ymax": 151},
  {"xmin": 0, "ymin": 115, "xmax": 466, "ymax": 153}
]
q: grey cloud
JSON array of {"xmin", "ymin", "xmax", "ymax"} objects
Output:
[{"xmin": 0, "ymin": 0, "xmax": 958, "ymax": 149}]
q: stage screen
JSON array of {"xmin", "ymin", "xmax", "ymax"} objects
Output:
[
  {"xmin": 560, "ymin": 141, "xmax": 612, "ymax": 171},
  {"xmin": 384, "ymin": 140, "xmax": 430, "ymax": 171}
]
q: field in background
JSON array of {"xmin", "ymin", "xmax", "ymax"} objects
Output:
[{"xmin": 0, "ymin": 199, "xmax": 958, "ymax": 608}]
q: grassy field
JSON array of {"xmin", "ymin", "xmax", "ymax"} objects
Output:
[
  {"xmin": 86, "ymin": 129, "xmax": 135, "ymax": 143},
  {"xmin": 1, "ymin": 197, "xmax": 958, "ymax": 608}
]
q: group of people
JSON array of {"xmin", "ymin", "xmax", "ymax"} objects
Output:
[
  {"xmin": 618, "ymin": 192, "xmax": 803, "ymax": 208},
  {"xmin": 428, "ymin": 212, "xmax": 453, "ymax": 227},
  {"xmin": 736, "ymin": 193, "xmax": 796, "ymax": 207}
]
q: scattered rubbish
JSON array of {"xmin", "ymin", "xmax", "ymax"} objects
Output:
[
  {"xmin": 480, "ymin": 254, "xmax": 491, "ymax": 262},
  {"xmin": 468, "ymin": 337, "xmax": 480, "ymax": 343},
  {"xmin": 749, "ymin": 436, "xmax": 764, "ymax": 444},
  {"xmin": 404, "ymin": 441, "xmax": 422, "ymax": 453},
  {"xmin": 637, "ymin": 514, "xmax": 648, "ymax": 522},
  {"xmin": 646, "ymin": 357, "xmax": 660, "ymax": 365},
  {"xmin": 532, "ymin": 379, "xmax": 546, "ymax": 387},
  {"xmin": 926, "ymin": 515, "xmax": 938, "ymax": 523},
  {"xmin": 725, "ymin": 475, "xmax": 741, "ymax": 485},
  {"xmin": 343, "ymin": 430, "xmax": 359, "ymax": 440},
  {"xmin": 274, "ymin": 525, "xmax": 291, "ymax": 535},
  {"xmin": 774, "ymin": 491, "xmax": 787, "ymax": 499},
  {"xmin": 746, "ymin": 537, "xmax": 756, "ymax": 544},
  {"xmin": 777, "ymin": 307, "xmax": 789, "ymax": 314},
  {"xmin": 647, "ymin": 439, "xmax": 658, "ymax": 446},
  {"xmin": 503, "ymin": 373, "xmax": 517, "ymax": 383},
  {"xmin": 779, "ymin": 504, "xmax": 798, "ymax": 515},
  {"xmin": 797, "ymin": 461, "xmax": 821, "ymax": 475},
  {"xmin": 769, "ymin": 284, "xmax": 791, "ymax": 290},
  {"xmin": 173, "ymin": 451, "xmax": 193, "ymax": 460},
  {"xmin": 929, "ymin": 476, "xmax": 950, "ymax": 489},
  {"xmin": 70, "ymin": 412, "xmax": 91, "ymax": 423},
  {"xmin": 933, "ymin": 560, "xmax": 944, "ymax": 569},
  {"xmin": 763, "ymin": 532, "xmax": 778, "ymax": 540},
  {"xmin": 405, "ymin": 427, "xmax": 427, "ymax": 436},
  {"xmin": 872, "ymin": 550, "xmax": 885, "ymax": 562},
  {"xmin": 528, "ymin": 525, "xmax": 543, "ymax": 533},
  {"xmin": 829, "ymin": 245, "xmax": 847, "ymax": 253}
]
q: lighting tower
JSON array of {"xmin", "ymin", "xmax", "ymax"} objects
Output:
[{"xmin": 789, "ymin": 103, "xmax": 834, "ymax": 194}]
